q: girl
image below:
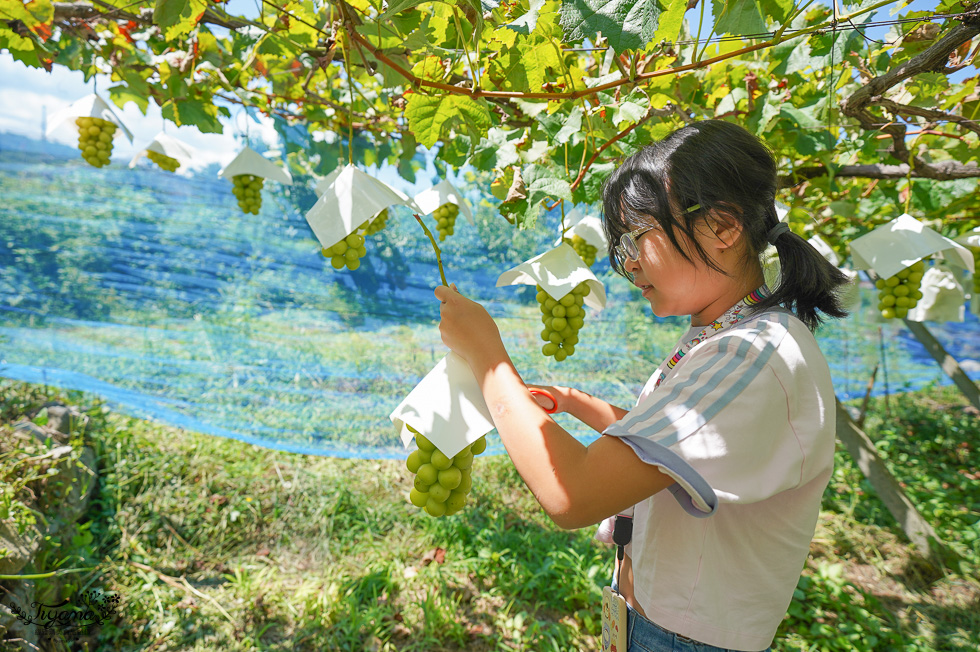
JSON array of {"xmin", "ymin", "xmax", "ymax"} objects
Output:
[{"xmin": 434, "ymin": 120, "xmax": 850, "ymax": 652}]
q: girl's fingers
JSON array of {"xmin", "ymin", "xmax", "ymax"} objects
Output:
[{"xmin": 434, "ymin": 285, "xmax": 454, "ymax": 303}]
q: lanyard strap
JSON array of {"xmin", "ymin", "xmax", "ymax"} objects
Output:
[{"xmin": 655, "ymin": 286, "xmax": 770, "ymax": 389}]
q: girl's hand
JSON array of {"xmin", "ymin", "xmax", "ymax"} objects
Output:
[
  {"xmin": 434, "ymin": 284, "xmax": 506, "ymax": 370},
  {"xmin": 526, "ymin": 384, "xmax": 568, "ymax": 414}
]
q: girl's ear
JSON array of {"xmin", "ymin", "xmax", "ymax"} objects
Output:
[{"xmin": 704, "ymin": 209, "xmax": 744, "ymax": 251}]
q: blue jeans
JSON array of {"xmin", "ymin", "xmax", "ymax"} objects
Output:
[{"xmin": 626, "ymin": 604, "xmax": 772, "ymax": 652}]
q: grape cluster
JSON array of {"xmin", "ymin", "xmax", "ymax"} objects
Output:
[
  {"xmin": 146, "ymin": 150, "xmax": 180, "ymax": 173},
  {"xmin": 536, "ymin": 282, "xmax": 589, "ymax": 361},
  {"xmin": 563, "ymin": 235, "xmax": 597, "ymax": 267},
  {"xmin": 362, "ymin": 208, "xmax": 389, "ymax": 236},
  {"xmin": 321, "ymin": 232, "xmax": 367, "ymax": 271},
  {"xmin": 232, "ymin": 174, "xmax": 264, "ymax": 215},
  {"xmin": 876, "ymin": 259, "xmax": 926, "ymax": 319},
  {"xmin": 405, "ymin": 426, "xmax": 487, "ymax": 517},
  {"xmin": 434, "ymin": 202, "xmax": 459, "ymax": 241},
  {"xmin": 74, "ymin": 116, "xmax": 117, "ymax": 168}
]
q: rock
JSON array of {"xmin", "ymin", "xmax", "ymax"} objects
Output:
[
  {"xmin": 0, "ymin": 579, "xmax": 37, "ymax": 650},
  {"xmin": 41, "ymin": 402, "xmax": 88, "ymax": 437},
  {"xmin": 0, "ymin": 519, "xmax": 42, "ymax": 575},
  {"xmin": 12, "ymin": 420, "xmax": 68, "ymax": 447}
]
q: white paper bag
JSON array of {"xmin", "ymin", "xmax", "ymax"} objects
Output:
[
  {"xmin": 129, "ymin": 132, "xmax": 196, "ymax": 169},
  {"xmin": 304, "ymin": 164, "xmax": 420, "ymax": 249},
  {"xmin": 313, "ymin": 167, "xmax": 345, "ymax": 196},
  {"xmin": 907, "ymin": 265, "xmax": 966, "ymax": 323},
  {"xmin": 553, "ymin": 211, "xmax": 608, "ymax": 251},
  {"xmin": 414, "ymin": 179, "xmax": 475, "ymax": 225},
  {"xmin": 497, "ymin": 243, "xmax": 607, "ymax": 310},
  {"xmin": 389, "ymin": 353, "xmax": 495, "ymax": 459},
  {"xmin": 850, "ymin": 213, "xmax": 974, "ymax": 279},
  {"xmin": 218, "ymin": 146, "xmax": 292, "ymax": 185},
  {"xmin": 47, "ymin": 93, "xmax": 134, "ymax": 143}
]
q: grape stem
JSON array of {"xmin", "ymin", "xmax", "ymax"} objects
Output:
[{"xmin": 414, "ymin": 213, "xmax": 449, "ymax": 287}]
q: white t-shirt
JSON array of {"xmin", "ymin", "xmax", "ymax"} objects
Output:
[{"xmin": 603, "ymin": 309, "xmax": 836, "ymax": 651}]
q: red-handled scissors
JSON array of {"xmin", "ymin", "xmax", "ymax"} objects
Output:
[{"xmin": 529, "ymin": 388, "xmax": 558, "ymax": 414}]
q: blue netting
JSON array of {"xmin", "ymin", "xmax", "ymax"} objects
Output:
[{"xmin": 2, "ymin": 152, "xmax": 979, "ymax": 459}]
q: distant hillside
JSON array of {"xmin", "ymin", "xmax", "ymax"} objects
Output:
[{"xmin": 0, "ymin": 131, "xmax": 77, "ymax": 162}]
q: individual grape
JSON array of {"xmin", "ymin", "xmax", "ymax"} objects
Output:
[
  {"xmin": 362, "ymin": 208, "xmax": 389, "ymax": 236},
  {"xmin": 563, "ymin": 234, "xmax": 597, "ymax": 267},
  {"xmin": 535, "ymin": 281, "xmax": 590, "ymax": 361},
  {"xmin": 74, "ymin": 116, "xmax": 117, "ymax": 168},
  {"xmin": 231, "ymin": 174, "xmax": 265, "ymax": 215},
  {"xmin": 146, "ymin": 149, "xmax": 180, "ymax": 172},
  {"xmin": 320, "ymin": 232, "xmax": 367, "ymax": 271},
  {"xmin": 875, "ymin": 259, "xmax": 926, "ymax": 319},
  {"xmin": 433, "ymin": 202, "xmax": 459, "ymax": 241},
  {"xmin": 405, "ymin": 425, "xmax": 487, "ymax": 517}
]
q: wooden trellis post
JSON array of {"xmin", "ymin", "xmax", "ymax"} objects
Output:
[
  {"xmin": 902, "ymin": 319, "xmax": 980, "ymax": 411},
  {"xmin": 834, "ymin": 400, "xmax": 949, "ymax": 563}
]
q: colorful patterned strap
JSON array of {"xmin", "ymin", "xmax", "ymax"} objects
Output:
[{"xmin": 656, "ymin": 286, "xmax": 770, "ymax": 388}]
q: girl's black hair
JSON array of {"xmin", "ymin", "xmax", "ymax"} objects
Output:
[{"xmin": 601, "ymin": 119, "xmax": 849, "ymax": 331}]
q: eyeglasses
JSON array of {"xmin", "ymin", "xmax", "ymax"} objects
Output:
[
  {"xmin": 613, "ymin": 225, "xmax": 654, "ymax": 274},
  {"xmin": 612, "ymin": 204, "xmax": 701, "ymax": 276}
]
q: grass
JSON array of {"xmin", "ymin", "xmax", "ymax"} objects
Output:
[{"xmin": 1, "ymin": 380, "xmax": 978, "ymax": 651}]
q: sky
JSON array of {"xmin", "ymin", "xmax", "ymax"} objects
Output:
[{"xmin": 0, "ymin": 0, "xmax": 955, "ymax": 180}]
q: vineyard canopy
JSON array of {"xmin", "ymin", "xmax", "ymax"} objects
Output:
[{"xmin": 1, "ymin": 0, "xmax": 978, "ymax": 248}]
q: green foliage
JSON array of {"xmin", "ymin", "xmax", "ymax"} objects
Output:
[
  {"xmin": 3, "ymin": 381, "xmax": 978, "ymax": 650},
  {"xmin": 2, "ymin": 0, "xmax": 974, "ymax": 246},
  {"xmin": 782, "ymin": 562, "xmax": 907, "ymax": 651}
]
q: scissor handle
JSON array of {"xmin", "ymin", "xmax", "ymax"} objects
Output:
[{"xmin": 529, "ymin": 388, "xmax": 558, "ymax": 414}]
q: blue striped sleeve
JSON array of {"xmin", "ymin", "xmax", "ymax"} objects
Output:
[{"xmin": 604, "ymin": 314, "xmax": 790, "ymax": 516}]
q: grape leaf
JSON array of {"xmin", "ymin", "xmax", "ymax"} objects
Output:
[
  {"xmin": 153, "ymin": 0, "xmax": 207, "ymax": 40},
  {"xmin": 650, "ymin": 0, "xmax": 686, "ymax": 47},
  {"xmin": 711, "ymin": 0, "xmax": 765, "ymax": 37},
  {"xmin": 487, "ymin": 34, "xmax": 562, "ymax": 93},
  {"xmin": 505, "ymin": 0, "xmax": 547, "ymax": 35},
  {"xmin": 559, "ymin": 0, "xmax": 665, "ymax": 55},
  {"xmin": 524, "ymin": 164, "xmax": 572, "ymax": 204},
  {"xmin": 537, "ymin": 105, "xmax": 583, "ymax": 144},
  {"xmin": 405, "ymin": 92, "xmax": 493, "ymax": 148},
  {"xmin": 3, "ymin": 0, "xmax": 54, "ymax": 26},
  {"xmin": 109, "ymin": 84, "xmax": 149, "ymax": 114},
  {"xmin": 0, "ymin": 24, "xmax": 43, "ymax": 68},
  {"xmin": 711, "ymin": 0, "xmax": 793, "ymax": 36},
  {"xmin": 162, "ymin": 97, "xmax": 226, "ymax": 134}
]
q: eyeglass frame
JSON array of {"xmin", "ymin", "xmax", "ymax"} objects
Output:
[{"xmin": 613, "ymin": 204, "xmax": 701, "ymax": 276}]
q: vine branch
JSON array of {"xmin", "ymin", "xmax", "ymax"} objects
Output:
[{"xmin": 414, "ymin": 214, "xmax": 449, "ymax": 287}]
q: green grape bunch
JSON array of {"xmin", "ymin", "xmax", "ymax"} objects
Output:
[
  {"xmin": 405, "ymin": 425, "xmax": 487, "ymax": 517},
  {"xmin": 74, "ymin": 116, "xmax": 117, "ymax": 168},
  {"xmin": 433, "ymin": 202, "xmax": 459, "ymax": 241},
  {"xmin": 146, "ymin": 150, "xmax": 180, "ymax": 173},
  {"xmin": 321, "ymin": 232, "xmax": 367, "ymax": 271},
  {"xmin": 362, "ymin": 208, "xmax": 389, "ymax": 236},
  {"xmin": 232, "ymin": 174, "xmax": 265, "ymax": 215},
  {"xmin": 876, "ymin": 259, "xmax": 926, "ymax": 319},
  {"xmin": 536, "ymin": 282, "xmax": 590, "ymax": 361},
  {"xmin": 563, "ymin": 234, "xmax": 597, "ymax": 267}
]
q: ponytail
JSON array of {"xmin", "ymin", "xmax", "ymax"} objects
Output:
[{"xmin": 754, "ymin": 223, "xmax": 850, "ymax": 331}]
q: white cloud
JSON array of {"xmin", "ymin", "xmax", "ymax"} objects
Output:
[{"xmin": 0, "ymin": 54, "xmax": 279, "ymax": 172}]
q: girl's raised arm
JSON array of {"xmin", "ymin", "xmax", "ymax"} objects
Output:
[{"xmin": 435, "ymin": 284, "xmax": 671, "ymax": 530}]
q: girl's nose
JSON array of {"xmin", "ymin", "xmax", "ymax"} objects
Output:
[{"xmin": 624, "ymin": 255, "xmax": 641, "ymax": 276}]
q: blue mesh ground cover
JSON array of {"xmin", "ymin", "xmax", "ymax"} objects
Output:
[{"xmin": 2, "ymin": 146, "xmax": 978, "ymax": 459}]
